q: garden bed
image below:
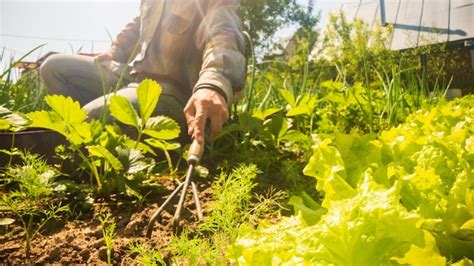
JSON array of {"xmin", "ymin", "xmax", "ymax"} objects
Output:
[{"xmin": 0, "ymin": 175, "xmax": 213, "ymax": 264}]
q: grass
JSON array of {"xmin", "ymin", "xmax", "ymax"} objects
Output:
[{"xmin": 1, "ymin": 45, "xmax": 49, "ymax": 113}]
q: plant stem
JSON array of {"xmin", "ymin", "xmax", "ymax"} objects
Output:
[
  {"xmin": 77, "ymin": 148, "xmax": 102, "ymax": 190},
  {"xmin": 243, "ymin": 31, "xmax": 256, "ymax": 113}
]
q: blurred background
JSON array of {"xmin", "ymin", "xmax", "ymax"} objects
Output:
[{"xmin": 0, "ymin": 0, "xmax": 357, "ymax": 73}]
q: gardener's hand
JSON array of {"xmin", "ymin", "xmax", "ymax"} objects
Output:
[
  {"xmin": 94, "ymin": 52, "xmax": 114, "ymax": 62},
  {"xmin": 184, "ymin": 88, "xmax": 228, "ymax": 144}
]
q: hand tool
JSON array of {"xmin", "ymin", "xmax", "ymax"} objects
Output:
[{"xmin": 146, "ymin": 139, "xmax": 205, "ymax": 238}]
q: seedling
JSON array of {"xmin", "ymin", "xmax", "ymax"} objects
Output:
[
  {"xmin": 99, "ymin": 212, "xmax": 116, "ymax": 266},
  {"xmin": 129, "ymin": 242, "xmax": 165, "ymax": 266}
]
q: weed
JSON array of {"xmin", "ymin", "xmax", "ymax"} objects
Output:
[
  {"xmin": 0, "ymin": 151, "xmax": 67, "ymax": 257},
  {"xmin": 169, "ymin": 230, "xmax": 218, "ymax": 265},
  {"xmin": 129, "ymin": 242, "xmax": 166, "ymax": 266},
  {"xmin": 248, "ymin": 187, "xmax": 288, "ymax": 225},
  {"xmin": 166, "ymin": 164, "xmax": 261, "ymax": 264},
  {"xmin": 199, "ymin": 164, "xmax": 259, "ymax": 237},
  {"xmin": 99, "ymin": 212, "xmax": 116, "ymax": 266}
]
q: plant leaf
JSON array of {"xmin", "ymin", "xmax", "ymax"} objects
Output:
[
  {"xmin": 4, "ymin": 113, "xmax": 29, "ymax": 128},
  {"xmin": 127, "ymin": 148, "xmax": 153, "ymax": 174},
  {"xmin": 144, "ymin": 116, "xmax": 180, "ymax": 140},
  {"xmin": 45, "ymin": 95, "xmax": 87, "ymax": 124},
  {"xmin": 280, "ymin": 130, "xmax": 310, "ymax": 144},
  {"xmin": 279, "ymin": 89, "xmax": 296, "ymax": 107},
  {"xmin": 265, "ymin": 113, "xmax": 288, "ymax": 140},
  {"xmin": 124, "ymin": 139, "xmax": 157, "ymax": 156},
  {"xmin": 28, "ymin": 111, "xmax": 67, "ymax": 136},
  {"xmin": 288, "ymin": 196, "xmax": 327, "ymax": 225},
  {"xmin": 137, "ymin": 79, "xmax": 162, "ymax": 123},
  {"xmin": 28, "ymin": 95, "xmax": 91, "ymax": 144},
  {"xmin": 252, "ymin": 108, "xmax": 281, "ymax": 120},
  {"xmin": 0, "ymin": 119, "xmax": 11, "ymax": 130},
  {"xmin": 110, "ymin": 95, "xmax": 140, "ymax": 129},
  {"xmin": 145, "ymin": 139, "xmax": 180, "ymax": 151},
  {"xmin": 0, "ymin": 218, "xmax": 15, "ymax": 225},
  {"xmin": 287, "ymin": 105, "xmax": 311, "ymax": 117},
  {"xmin": 87, "ymin": 145, "xmax": 124, "ymax": 171}
]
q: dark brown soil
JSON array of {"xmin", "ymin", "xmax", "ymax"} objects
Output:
[{"xmin": 0, "ymin": 175, "xmax": 213, "ymax": 264}]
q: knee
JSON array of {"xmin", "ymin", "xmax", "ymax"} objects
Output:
[
  {"xmin": 39, "ymin": 54, "xmax": 57, "ymax": 81},
  {"xmin": 82, "ymin": 99, "xmax": 103, "ymax": 121},
  {"xmin": 39, "ymin": 54, "xmax": 63, "ymax": 93}
]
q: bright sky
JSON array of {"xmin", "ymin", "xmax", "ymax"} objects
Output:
[{"xmin": 0, "ymin": 0, "xmax": 357, "ymax": 73}]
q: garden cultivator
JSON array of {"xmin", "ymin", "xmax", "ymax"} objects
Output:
[{"xmin": 146, "ymin": 139, "xmax": 205, "ymax": 238}]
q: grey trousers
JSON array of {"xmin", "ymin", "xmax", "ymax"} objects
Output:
[{"xmin": 39, "ymin": 54, "xmax": 188, "ymax": 143}]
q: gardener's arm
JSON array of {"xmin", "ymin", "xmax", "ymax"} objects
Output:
[
  {"xmin": 95, "ymin": 16, "xmax": 141, "ymax": 63},
  {"xmin": 184, "ymin": 0, "xmax": 246, "ymax": 143}
]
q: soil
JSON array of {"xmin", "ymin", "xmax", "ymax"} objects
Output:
[{"xmin": 0, "ymin": 175, "xmax": 214, "ymax": 264}]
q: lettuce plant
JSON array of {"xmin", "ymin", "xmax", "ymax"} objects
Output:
[{"xmin": 230, "ymin": 96, "xmax": 474, "ymax": 264}]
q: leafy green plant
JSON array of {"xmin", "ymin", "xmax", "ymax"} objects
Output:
[
  {"xmin": 229, "ymin": 96, "xmax": 474, "ymax": 264},
  {"xmin": 0, "ymin": 152, "xmax": 67, "ymax": 257},
  {"xmin": 99, "ymin": 213, "xmax": 116, "ymax": 266},
  {"xmin": 27, "ymin": 79, "xmax": 180, "ymax": 197},
  {"xmin": 108, "ymin": 79, "xmax": 181, "ymax": 171},
  {"xmin": 219, "ymin": 105, "xmax": 310, "ymax": 152}
]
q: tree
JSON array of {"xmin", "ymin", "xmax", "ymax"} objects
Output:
[{"xmin": 240, "ymin": 0, "xmax": 318, "ymax": 50}]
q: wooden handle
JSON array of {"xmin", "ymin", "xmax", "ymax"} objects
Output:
[{"xmin": 187, "ymin": 139, "xmax": 205, "ymax": 165}]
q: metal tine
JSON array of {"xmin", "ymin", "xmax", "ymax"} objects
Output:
[
  {"xmin": 147, "ymin": 138, "xmax": 205, "ymax": 237},
  {"xmin": 172, "ymin": 164, "xmax": 195, "ymax": 229},
  {"xmin": 146, "ymin": 181, "xmax": 185, "ymax": 238},
  {"xmin": 191, "ymin": 181, "xmax": 203, "ymax": 221}
]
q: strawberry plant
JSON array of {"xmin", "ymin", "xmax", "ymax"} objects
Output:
[{"xmin": 27, "ymin": 79, "xmax": 180, "ymax": 197}]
